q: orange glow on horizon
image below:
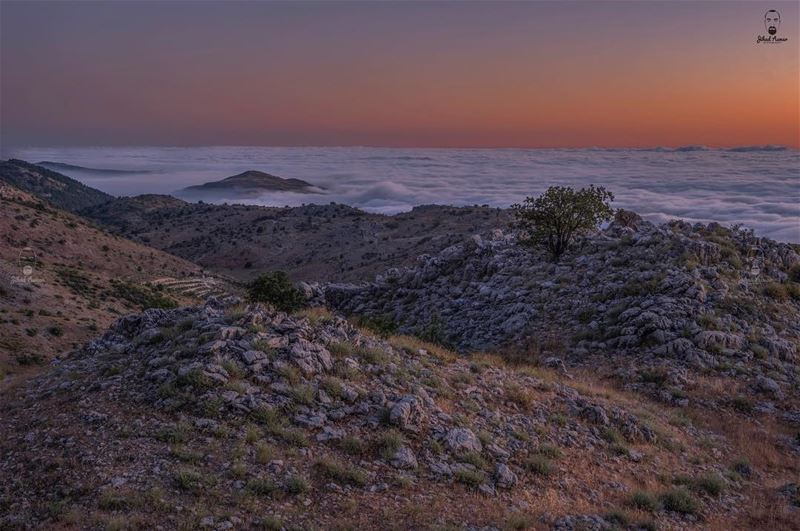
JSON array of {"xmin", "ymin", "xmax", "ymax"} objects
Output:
[{"xmin": 1, "ymin": 1, "xmax": 798, "ymax": 148}]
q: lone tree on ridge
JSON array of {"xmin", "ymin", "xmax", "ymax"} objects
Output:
[{"xmin": 512, "ymin": 185, "xmax": 615, "ymax": 261}]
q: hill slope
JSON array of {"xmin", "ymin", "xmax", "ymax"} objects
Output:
[
  {"xmin": 0, "ymin": 184, "xmax": 203, "ymax": 381},
  {"xmin": 81, "ymin": 198, "xmax": 510, "ymax": 282},
  {"xmin": 0, "ymin": 159, "xmax": 113, "ymax": 211},
  {"xmin": 1, "ymin": 301, "xmax": 780, "ymax": 530}
]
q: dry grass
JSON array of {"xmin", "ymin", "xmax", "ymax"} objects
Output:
[
  {"xmin": 689, "ymin": 375, "xmax": 745, "ymax": 402},
  {"xmin": 294, "ymin": 306, "xmax": 333, "ymax": 325},
  {"xmin": 468, "ymin": 352, "xmax": 507, "ymax": 369},
  {"xmin": 388, "ymin": 334, "xmax": 459, "ymax": 362},
  {"xmin": 689, "ymin": 409, "xmax": 795, "ymax": 473},
  {"xmin": 504, "ymin": 383, "xmax": 534, "ymax": 410},
  {"xmin": 706, "ymin": 485, "xmax": 800, "ymax": 531}
]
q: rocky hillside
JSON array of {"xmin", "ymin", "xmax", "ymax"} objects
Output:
[
  {"xmin": 3, "ymin": 299, "xmax": 788, "ymax": 530},
  {"xmin": 0, "ymin": 159, "xmax": 113, "ymax": 212},
  {"xmin": 0, "ymin": 184, "xmax": 203, "ymax": 383},
  {"xmin": 325, "ymin": 214, "xmax": 800, "ymax": 411},
  {"xmin": 81, "ymin": 197, "xmax": 509, "ymax": 282}
]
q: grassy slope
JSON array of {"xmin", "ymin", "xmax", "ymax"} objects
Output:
[{"xmin": 0, "ymin": 184, "xmax": 203, "ymax": 383}]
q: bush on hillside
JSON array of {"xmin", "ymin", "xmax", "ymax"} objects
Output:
[
  {"xmin": 356, "ymin": 314, "xmax": 398, "ymax": 338},
  {"xmin": 512, "ymin": 185, "xmax": 615, "ymax": 261},
  {"xmin": 789, "ymin": 264, "xmax": 800, "ymax": 283},
  {"xmin": 247, "ymin": 271, "xmax": 306, "ymax": 312}
]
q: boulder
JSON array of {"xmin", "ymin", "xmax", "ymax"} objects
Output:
[
  {"xmin": 389, "ymin": 395, "xmax": 426, "ymax": 432},
  {"xmin": 390, "ymin": 446, "xmax": 418, "ymax": 469},
  {"xmin": 444, "ymin": 428, "xmax": 482, "ymax": 455},
  {"xmin": 754, "ymin": 376, "xmax": 784, "ymax": 399},
  {"xmin": 289, "ymin": 339, "xmax": 333, "ymax": 375},
  {"xmin": 494, "ymin": 463, "xmax": 517, "ymax": 488}
]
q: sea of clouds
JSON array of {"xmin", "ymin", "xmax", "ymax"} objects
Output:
[{"xmin": 7, "ymin": 146, "xmax": 799, "ymax": 243}]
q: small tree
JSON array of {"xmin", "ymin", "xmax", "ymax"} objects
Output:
[
  {"xmin": 247, "ymin": 271, "xmax": 306, "ymax": 312},
  {"xmin": 512, "ymin": 185, "xmax": 614, "ymax": 261}
]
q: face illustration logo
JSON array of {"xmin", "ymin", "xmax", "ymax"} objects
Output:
[
  {"xmin": 757, "ymin": 9, "xmax": 788, "ymax": 44},
  {"xmin": 764, "ymin": 9, "xmax": 780, "ymax": 35}
]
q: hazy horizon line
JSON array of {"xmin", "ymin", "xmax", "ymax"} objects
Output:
[{"xmin": 4, "ymin": 144, "xmax": 797, "ymax": 151}]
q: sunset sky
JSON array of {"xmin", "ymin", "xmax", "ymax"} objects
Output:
[{"xmin": 1, "ymin": 0, "xmax": 798, "ymax": 148}]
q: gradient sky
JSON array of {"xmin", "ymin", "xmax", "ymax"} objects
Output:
[{"xmin": 1, "ymin": 0, "xmax": 798, "ymax": 148}]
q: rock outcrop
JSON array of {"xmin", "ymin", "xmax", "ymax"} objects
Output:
[
  {"xmin": 325, "ymin": 220, "xmax": 800, "ymax": 407},
  {"xmin": 0, "ymin": 299, "xmax": 740, "ymax": 529}
]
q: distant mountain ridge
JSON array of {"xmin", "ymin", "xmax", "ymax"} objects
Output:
[
  {"xmin": 35, "ymin": 161, "xmax": 148, "ymax": 175},
  {"xmin": 0, "ymin": 159, "xmax": 113, "ymax": 212},
  {"xmin": 179, "ymin": 170, "xmax": 319, "ymax": 196}
]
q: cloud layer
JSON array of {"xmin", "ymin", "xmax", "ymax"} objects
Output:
[{"xmin": 10, "ymin": 146, "xmax": 800, "ymax": 243}]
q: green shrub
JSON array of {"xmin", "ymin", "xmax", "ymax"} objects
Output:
[
  {"xmin": 340, "ymin": 436, "xmax": 366, "ymax": 456},
  {"xmin": 328, "ymin": 341, "xmax": 355, "ymax": 358},
  {"xmin": 355, "ymin": 345, "xmax": 388, "ymax": 366},
  {"xmin": 356, "ymin": 314, "xmax": 398, "ymax": 338},
  {"xmin": 639, "ymin": 367, "xmax": 670, "ymax": 386},
  {"xmin": 247, "ymin": 271, "xmax": 306, "ymax": 312},
  {"xmin": 536, "ymin": 443, "xmax": 562, "ymax": 459},
  {"xmin": 314, "ymin": 457, "xmax": 368, "ymax": 486},
  {"xmin": 274, "ymin": 427, "xmax": 308, "ymax": 447},
  {"xmin": 505, "ymin": 384, "xmax": 533, "ymax": 409},
  {"xmin": 250, "ymin": 406, "xmax": 283, "ymax": 430},
  {"xmin": 56, "ymin": 267, "xmax": 93, "ymax": 296},
  {"xmin": 255, "ymin": 443, "xmax": 273, "ymax": 464},
  {"xmin": 604, "ymin": 510, "xmax": 630, "ymax": 527},
  {"xmin": 660, "ymin": 488, "xmax": 698, "ymax": 514},
  {"xmin": 155, "ymin": 422, "xmax": 191, "ymax": 444},
  {"xmin": 763, "ymin": 282, "xmax": 788, "ymax": 302},
  {"xmin": 15, "ymin": 353, "xmax": 44, "ymax": 366},
  {"xmin": 454, "ymin": 468, "xmax": 486, "ymax": 487},
  {"xmin": 285, "ymin": 476, "xmax": 309, "ymax": 495},
  {"xmin": 221, "ymin": 359, "xmax": 245, "ymax": 379},
  {"xmin": 730, "ymin": 458, "xmax": 752, "ymax": 478},
  {"xmin": 258, "ymin": 516, "xmax": 284, "ymax": 530},
  {"xmin": 169, "ymin": 446, "xmax": 203, "ymax": 464},
  {"xmin": 275, "ymin": 364, "xmax": 301, "ymax": 385},
  {"xmin": 461, "ymin": 451, "xmax": 488, "ymax": 470},
  {"xmin": 522, "ymin": 455, "xmax": 552, "ymax": 476},
  {"xmin": 320, "ymin": 376, "xmax": 343, "ymax": 399},
  {"xmin": 601, "ymin": 427, "xmax": 625, "ymax": 445},
  {"xmin": 786, "ymin": 283, "xmax": 800, "ymax": 301},
  {"xmin": 290, "ymin": 383, "xmax": 315, "ymax": 405},
  {"xmin": 176, "ymin": 368, "xmax": 214, "ymax": 390},
  {"xmin": 243, "ymin": 424, "xmax": 261, "ymax": 444},
  {"xmin": 693, "ymin": 473, "xmax": 725, "ymax": 496},
  {"xmin": 418, "ymin": 314, "xmax": 449, "ymax": 347},
  {"xmin": 697, "ymin": 313, "xmax": 721, "ymax": 331},
  {"xmin": 788, "ymin": 264, "xmax": 800, "ymax": 283},
  {"xmin": 173, "ymin": 468, "xmax": 204, "ymax": 492},
  {"xmin": 750, "ymin": 344, "xmax": 769, "ymax": 359},
  {"xmin": 628, "ymin": 490, "xmax": 659, "ymax": 512},
  {"xmin": 375, "ymin": 430, "xmax": 404, "ymax": 460},
  {"xmin": 109, "ymin": 280, "xmax": 177, "ymax": 309},
  {"xmin": 731, "ymin": 396, "xmax": 754, "ymax": 414},
  {"xmin": 247, "ymin": 478, "xmax": 278, "ymax": 496},
  {"xmin": 97, "ymin": 490, "xmax": 131, "ymax": 511}
]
